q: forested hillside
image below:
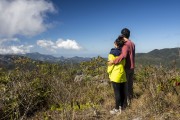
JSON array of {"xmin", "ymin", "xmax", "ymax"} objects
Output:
[{"xmin": 136, "ymin": 47, "xmax": 180, "ymax": 68}]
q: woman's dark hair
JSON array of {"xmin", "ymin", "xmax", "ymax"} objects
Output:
[
  {"xmin": 121, "ymin": 28, "xmax": 130, "ymax": 39},
  {"xmin": 114, "ymin": 36, "xmax": 124, "ymax": 48}
]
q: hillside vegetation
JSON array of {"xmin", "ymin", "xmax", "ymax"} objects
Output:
[
  {"xmin": 136, "ymin": 47, "xmax": 180, "ymax": 68},
  {"xmin": 0, "ymin": 56, "xmax": 180, "ymax": 120}
]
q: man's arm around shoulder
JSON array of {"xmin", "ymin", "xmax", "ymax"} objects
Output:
[{"xmin": 113, "ymin": 45, "xmax": 128, "ymax": 64}]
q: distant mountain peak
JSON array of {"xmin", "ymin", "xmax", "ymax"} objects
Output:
[
  {"xmin": 28, "ymin": 52, "xmax": 41, "ymax": 54},
  {"xmin": 136, "ymin": 47, "xmax": 180, "ymax": 67}
]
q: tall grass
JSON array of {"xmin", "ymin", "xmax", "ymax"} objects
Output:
[{"xmin": 0, "ymin": 57, "xmax": 179, "ymax": 120}]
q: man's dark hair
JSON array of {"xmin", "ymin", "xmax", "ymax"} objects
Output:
[{"xmin": 121, "ymin": 28, "xmax": 130, "ymax": 39}]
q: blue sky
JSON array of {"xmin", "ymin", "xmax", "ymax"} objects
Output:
[{"xmin": 0, "ymin": 0, "xmax": 180, "ymax": 57}]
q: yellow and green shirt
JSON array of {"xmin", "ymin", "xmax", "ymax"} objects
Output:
[{"xmin": 107, "ymin": 48, "xmax": 126, "ymax": 83}]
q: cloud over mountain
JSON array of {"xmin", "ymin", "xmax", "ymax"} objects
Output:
[
  {"xmin": 37, "ymin": 39, "xmax": 82, "ymax": 52},
  {"xmin": 0, "ymin": 0, "xmax": 55, "ymax": 54},
  {"xmin": 0, "ymin": 0, "xmax": 55, "ymax": 37},
  {"xmin": 0, "ymin": 38, "xmax": 33, "ymax": 54}
]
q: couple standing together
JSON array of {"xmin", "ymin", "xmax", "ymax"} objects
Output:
[{"xmin": 107, "ymin": 28, "xmax": 135, "ymax": 114}]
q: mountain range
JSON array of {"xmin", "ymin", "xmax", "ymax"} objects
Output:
[
  {"xmin": 0, "ymin": 52, "xmax": 91, "ymax": 69},
  {"xmin": 136, "ymin": 47, "xmax": 180, "ymax": 67},
  {"xmin": 0, "ymin": 47, "xmax": 180, "ymax": 69}
]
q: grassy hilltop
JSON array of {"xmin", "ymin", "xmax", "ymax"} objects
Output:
[{"xmin": 0, "ymin": 53, "xmax": 180, "ymax": 120}]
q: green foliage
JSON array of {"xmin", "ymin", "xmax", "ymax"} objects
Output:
[
  {"xmin": 80, "ymin": 56, "xmax": 107, "ymax": 76},
  {"xmin": 134, "ymin": 65, "xmax": 180, "ymax": 116},
  {"xmin": 0, "ymin": 56, "xmax": 180, "ymax": 119}
]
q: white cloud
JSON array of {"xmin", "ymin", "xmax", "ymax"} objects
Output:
[
  {"xmin": 0, "ymin": 38, "xmax": 33, "ymax": 54},
  {"xmin": 37, "ymin": 39, "xmax": 82, "ymax": 52},
  {"xmin": 0, "ymin": 0, "xmax": 55, "ymax": 37},
  {"xmin": 37, "ymin": 40, "xmax": 54, "ymax": 48},
  {"xmin": 56, "ymin": 39, "xmax": 82, "ymax": 50},
  {"xmin": 0, "ymin": 45, "xmax": 33, "ymax": 54},
  {"xmin": 37, "ymin": 40, "xmax": 56, "ymax": 52}
]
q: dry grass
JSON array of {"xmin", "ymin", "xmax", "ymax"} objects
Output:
[{"xmin": 0, "ymin": 58, "xmax": 180, "ymax": 120}]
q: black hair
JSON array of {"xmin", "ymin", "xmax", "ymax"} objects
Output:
[
  {"xmin": 114, "ymin": 36, "xmax": 124, "ymax": 48},
  {"xmin": 121, "ymin": 28, "xmax": 130, "ymax": 39}
]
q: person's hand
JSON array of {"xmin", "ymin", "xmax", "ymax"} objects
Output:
[{"xmin": 107, "ymin": 60, "xmax": 114, "ymax": 66}]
